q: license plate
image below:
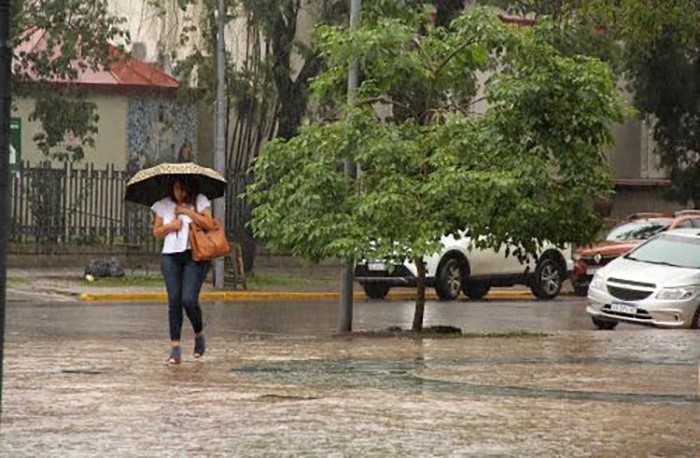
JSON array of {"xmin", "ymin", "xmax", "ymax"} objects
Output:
[
  {"xmin": 610, "ymin": 302, "xmax": 637, "ymax": 315},
  {"xmin": 367, "ymin": 262, "xmax": 386, "ymax": 271},
  {"xmin": 586, "ymin": 266, "xmax": 599, "ymax": 275}
]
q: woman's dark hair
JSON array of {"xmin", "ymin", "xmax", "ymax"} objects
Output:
[{"xmin": 168, "ymin": 176, "xmax": 199, "ymax": 204}]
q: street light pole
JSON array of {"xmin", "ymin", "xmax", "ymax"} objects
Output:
[
  {"xmin": 213, "ymin": 0, "xmax": 226, "ymax": 289},
  {"xmin": 0, "ymin": 0, "xmax": 12, "ymax": 415},
  {"xmin": 338, "ymin": 0, "xmax": 361, "ymax": 333}
]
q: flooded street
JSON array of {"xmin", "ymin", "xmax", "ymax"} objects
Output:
[{"xmin": 2, "ymin": 296, "xmax": 699, "ymax": 456}]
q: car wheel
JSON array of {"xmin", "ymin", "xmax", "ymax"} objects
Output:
[
  {"xmin": 592, "ymin": 316, "xmax": 618, "ymax": 330},
  {"xmin": 691, "ymin": 304, "xmax": 700, "ymax": 329},
  {"xmin": 463, "ymin": 281, "xmax": 490, "ymax": 300},
  {"xmin": 530, "ymin": 257, "xmax": 564, "ymax": 300},
  {"xmin": 435, "ymin": 258, "xmax": 463, "ymax": 301},
  {"xmin": 362, "ymin": 283, "xmax": 390, "ymax": 300}
]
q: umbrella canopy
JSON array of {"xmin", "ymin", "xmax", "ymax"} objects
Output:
[{"xmin": 125, "ymin": 162, "xmax": 227, "ymax": 206}]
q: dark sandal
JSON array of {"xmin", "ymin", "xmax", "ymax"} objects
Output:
[
  {"xmin": 166, "ymin": 346, "xmax": 182, "ymax": 365},
  {"xmin": 194, "ymin": 335, "xmax": 206, "ymax": 359}
]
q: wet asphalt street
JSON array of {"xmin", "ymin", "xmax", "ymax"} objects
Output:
[{"xmin": 2, "ymin": 293, "xmax": 699, "ymax": 456}]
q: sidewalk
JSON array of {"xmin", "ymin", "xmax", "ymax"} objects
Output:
[{"xmin": 7, "ymin": 266, "xmax": 569, "ymax": 302}]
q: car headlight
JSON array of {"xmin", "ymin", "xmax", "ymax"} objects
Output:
[
  {"xmin": 656, "ymin": 286, "xmax": 700, "ymax": 301},
  {"xmin": 589, "ymin": 272, "xmax": 605, "ymax": 291}
]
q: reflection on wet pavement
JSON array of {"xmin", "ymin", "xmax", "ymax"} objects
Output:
[
  {"xmin": 235, "ymin": 356, "xmax": 698, "ymax": 403},
  {"xmin": 2, "ymin": 299, "xmax": 699, "ymax": 456}
]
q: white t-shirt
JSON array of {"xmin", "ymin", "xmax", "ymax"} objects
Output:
[{"xmin": 151, "ymin": 194, "xmax": 211, "ymax": 254}]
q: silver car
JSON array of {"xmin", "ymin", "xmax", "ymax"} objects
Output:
[{"xmin": 587, "ymin": 228, "xmax": 700, "ymax": 330}]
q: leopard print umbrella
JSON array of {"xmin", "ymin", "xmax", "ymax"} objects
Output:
[{"xmin": 125, "ymin": 162, "xmax": 227, "ymax": 206}]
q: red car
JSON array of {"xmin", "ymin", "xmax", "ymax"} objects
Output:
[{"xmin": 571, "ymin": 211, "xmax": 700, "ymax": 296}]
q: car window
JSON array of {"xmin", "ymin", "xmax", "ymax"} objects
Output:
[
  {"xmin": 605, "ymin": 220, "xmax": 672, "ymax": 241},
  {"xmin": 691, "ymin": 218, "xmax": 700, "ymax": 228},
  {"xmin": 626, "ymin": 234, "xmax": 700, "ymax": 269},
  {"xmin": 675, "ymin": 219, "xmax": 693, "ymax": 228}
]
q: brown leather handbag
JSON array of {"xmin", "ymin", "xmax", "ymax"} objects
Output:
[{"xmin": 189, "ymin": 218, "xmax": 232, "ymax": 262}]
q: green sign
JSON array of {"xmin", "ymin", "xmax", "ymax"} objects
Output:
[{"xmin": 10, "ymin": 117, "xmax": 21, "ymax": 176}]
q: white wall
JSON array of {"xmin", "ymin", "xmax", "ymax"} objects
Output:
[{"xmin": 108, "ymin": 0, "xmax": 252, "ymax": 72}]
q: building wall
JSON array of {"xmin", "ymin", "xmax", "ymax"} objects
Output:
[
  {"xmin": 197, "ymin": 101, "xmax": 215, "ymax": 168},
  {"xmin": 609, "ymin": 119, "xmax": 667, "ymax": 180},
  {"xmin": 609, "ymin": 119, "xmax": 643, "ymax": 179},
  {"xmin": 13, "ymin": 94, "xmax": 130, "ymax": 169},
  {"xmin": 610, "ymin": 186, "xmax": 685, "ymax": 219},
  {"xmin": 108, "ymin": 0, "xmax": 197, "ymax": 67},
  {"xmin": 108, "ymin": 0, "xmax": 249, "ymax": 70},
  {"xmin": 639, "ymin": 119, "xmax": 667, "ymax": 179},
  {"xmin": 14, "ymin": 91, "xmax": 198, "ymax": 173},
  {"xmin": 126, "ymin": 96, "xmax": 198, "ymax": 175}
]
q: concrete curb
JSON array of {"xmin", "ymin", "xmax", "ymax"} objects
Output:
[{"xmin": 79, "ymin": 289, "xmax": 573, "ymax": 302}]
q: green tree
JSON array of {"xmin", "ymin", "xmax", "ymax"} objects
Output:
[
  {"xmin": 480, "ymin": 0, "xmax": 620, "ymax": 64},
  {"xmin": 620, "ymin": 3, "xmax": 700, "ymax": 208},
  {"xmin": 248, "ymin": 7, "xmax": 622, "ymax": 331},
  {"xmin": 483, "ymin": 0, "xmax": 700, "ymax": 207},
  {"xmin": 11, "ymin": 0, "xmax": 128, "ymax": 161}
]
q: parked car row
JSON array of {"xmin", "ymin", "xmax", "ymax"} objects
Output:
[
  {"xmin": 354, "ymin": 210, "xmax": 700, "ymax": 331},
  {"xmin": 571, "ymin": 211, "xmax": 700, "ymax": 296}
]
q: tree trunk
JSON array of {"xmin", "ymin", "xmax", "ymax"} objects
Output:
[
  {"xmin": 276, "ymin": 86, "xmax": 306, "ymax": 140},
  {"xmin": 411, "ymin": 257, "xmax": 427, "ymax": 332},
  {"xmin": 435, "ymin": 0, "xmax": 466, "ymax": 28},
  {"xmin": 237, "ymin": 218, "xmax": 256, "ymax": 274},
  {"xmin": 554, "ymin": 0, "xmax": 562, "ymax": 22}
]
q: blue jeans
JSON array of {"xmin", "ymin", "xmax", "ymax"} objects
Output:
[{"xmin": 161, "ymin": 250, "xmax": 210, "ymax": 341}]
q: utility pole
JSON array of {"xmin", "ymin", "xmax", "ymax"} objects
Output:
[
  {"xmin": 338, "ymin": 0, "xmax": 361, "ymax": 333},
  {"xmin": 0, "ymin": 0, "xmax": 12, "ymax": 416},
  {"xmin": 213, "ymin": 0, "xmax": 226, "ymax": 289}
]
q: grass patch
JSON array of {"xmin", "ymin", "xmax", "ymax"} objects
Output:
[
  {"xmin": 87, "ymin": 276, "xmax": 165, "ymax": 287},
  {"xmin": 85, "ymin": 273, "xmax": 330, "ymax": 290}
]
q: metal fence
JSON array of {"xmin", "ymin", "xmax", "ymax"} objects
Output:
[
  {"xmin": 9, "ymin": 161, "xmax": 252, "ymax": 252},
  {"xmin": 224, "ymin": 170, "xmax": 254, "ymax": 240}
]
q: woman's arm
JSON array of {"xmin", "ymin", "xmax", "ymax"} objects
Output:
[
  {"xmin": 176, "ymin": 205, "xmax": 216, "ymax": 230},
  {"xmin": 152, "ymin": 214, "xmax": 182, "ymax": 239}
]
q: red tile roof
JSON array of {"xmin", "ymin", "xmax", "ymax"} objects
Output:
[{"xmin": 15, "ymin": 28, "xmax": 179, "ymax": 89}]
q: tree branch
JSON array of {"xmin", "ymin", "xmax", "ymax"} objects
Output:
[
  {"xmin": 433, "ymin": 37, "xmax": 477, "ymax": 77},
  {"xmin": 465, "ymin": 95, "xmax": 488, "ymax": 110},
  {"xmin": 412, "ymin": 37, "xmax": 436, "ymax": 75}
]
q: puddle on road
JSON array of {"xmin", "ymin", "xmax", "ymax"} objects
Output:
[
  {"xmin": 234, "ymin": 357, "xmax": 699, "ymax": 405},
  {"xmin": 257, "ymin": 394, "xmax": 319, "ymax": 402},
  {"xmin": 61, "ymin": 368, "xmax": 106, "ymax": 375}
]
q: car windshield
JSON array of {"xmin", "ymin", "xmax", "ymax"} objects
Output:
[
  {"xmin": 605, "ymin": 220, "xmax": 672, "ymax": 241},
  {"xmin": 626, "ymin": 234, "xmax": 700, "ymax": 269}
]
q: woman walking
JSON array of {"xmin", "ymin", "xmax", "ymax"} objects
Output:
[{"xmin": 152, "ymin": 176, "xmax": 214, "ymax": 364}]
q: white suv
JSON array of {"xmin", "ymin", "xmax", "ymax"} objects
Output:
[{"xmin": 355, "ymin": 234, "xmax": 573, "ymax": 300}]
